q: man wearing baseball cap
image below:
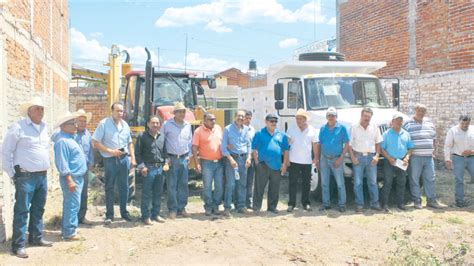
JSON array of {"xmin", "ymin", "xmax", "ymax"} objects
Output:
[
  {"xmin": 2, "ymin": 97, "xmax": 53, "ymax": 258},
  {"xmin": 380, "ymin": 113, "xmax": 413, "ymax": 212},
  {"xmin": 252, "ymin": 113, "xmax": 289, "ymax": 213},
  {"xmin": 316, "ymin": 107, "xmax": 350, "ymax": 212}
]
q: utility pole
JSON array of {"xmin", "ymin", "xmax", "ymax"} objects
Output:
[
  {"xmin": 184, "ymin": 33, "xmax": 188, "ymax": 73},
  {"xmin": 157, "ymin": 47, "xmax": 160, "ymax": 70}
]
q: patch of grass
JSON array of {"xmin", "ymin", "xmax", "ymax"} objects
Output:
[
  {"xmin": 387, "ymin": 225, "xmax": 470, "ymax": 265},
  {"xmin": 64, "ymin": 241, "xmax": 87, "ymax": 255},
  {"xmin": 420, "ymin": 220, "xmax": 440, "ymax": 231},
  {"xmin": 446, "ymin": 216, "xmax": 464, "ymax": 225},
  {"xmin": 188, "ymin": 195, "xmax": 202, "ymax": 203},
  {"xmin": 44, "ymin": 215, "xmax": 62, "ymax": 229}
]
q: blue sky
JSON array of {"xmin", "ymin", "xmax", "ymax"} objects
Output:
[{"xmin": 70, "ymin": 0, "xmax": 336, "ymax": 75}]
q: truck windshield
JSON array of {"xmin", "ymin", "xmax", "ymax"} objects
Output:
[
  {"xmin": 153, "ymin": 77, "xmax": 194, "ymax": 107},
  {"xmin": 304, "ymin": 77, "xmax": 389, "ymax": 110}
]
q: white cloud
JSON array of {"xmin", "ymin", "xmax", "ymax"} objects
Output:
[
  {"xmin": 89, "ymin": 32, "xmax": 103, "ymax": 38},
  {"xmin": 279, "ymin": 38, "xmax": 299, "ymax": 48},
  {"xmin": 205, "ymin": 20, "xmax": 233, "ymax": 33},
  {"xmin": 155, "ymin": 0, "xmax": 329, "ymax": 33},
  {"xmin": 164, "ymin": 53, "xmax": 241, "ymax": 76},
  {"xmin": 71, "ymin": 28, "xmax": 158, "ymax": 71},
  {"xmin": 327, "ymin": 17, "xmax": 336, "ymax": 25}
]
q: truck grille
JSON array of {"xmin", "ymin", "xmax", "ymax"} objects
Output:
[{"xmin": 379, "ymin": 123, "xmax": 389, "ymax": 135}]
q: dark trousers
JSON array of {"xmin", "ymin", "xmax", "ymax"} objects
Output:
[
  {"xmin": 12, "ymin": 174, "xmax": 47, "ymax": 251},
  {"xmin": 104, "ymin": 156, "xmax": 130, "ymax": 219},
  {"xmin": 78, "ymin": 170, "xmax": 89, "ymax": 222},
  {"xmin": 382, "ymin": 160, "xmax": 407, "ymax": 206},
  {"xmin": 288, "ymin": 162, "xmax": 312, "ymax": 207},
  {"xmin": 253, "ymin": 162, "xmax": 281, "ymax": 211}
]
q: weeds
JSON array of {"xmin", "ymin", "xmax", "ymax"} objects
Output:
[{"xmin": 387, "ymin": 225, "xmax": 470, "ymax": 265}]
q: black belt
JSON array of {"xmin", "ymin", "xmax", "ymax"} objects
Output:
[
  {"xmin": 145, "ymin": 162, "xmax": 165, "ymax": 168},
  {"xmin": 16, "ymin": 170, "xmax": 47, "ymax": 178},
  {"xmin": 453, "ymin": 154, "xmax": 474, "ymax": 158},
  {"xmin": 168, "ymin": 153, "xmax": 187, "ymax": 159},
  {"xmin": 230, "ymin": 153, "xmax": 247, "ymax": 158}
]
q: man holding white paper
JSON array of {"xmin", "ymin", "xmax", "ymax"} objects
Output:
[{"xmin": 380, "ymin": 113, "xmax": 413, "ymax": 212}]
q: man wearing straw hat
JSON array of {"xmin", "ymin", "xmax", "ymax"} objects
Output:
[
  {"xmin": 162, "ymin": 102, "xmax": 193, "ymax": 219},
  {"xmin": 73, "ymin": 109, "xmax": 95, "ymax": 224},
  {"xmin": 2, "ymin": 97, "xmax": 53, "ymax": 258},
  {"xmin": 286, "ymin": 109, "xmax": 318, "ymax": 212},
  {"xmin": 53, "ymin": 111, "xmax": 87, "ymax": 241}
]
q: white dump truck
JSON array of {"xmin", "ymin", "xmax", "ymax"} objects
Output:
[{"xmin": 238, "ymin": 52, "xmax": 405, "ymax": 181}]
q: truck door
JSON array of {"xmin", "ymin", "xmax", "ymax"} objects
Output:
[{"xmin": 274, "ymin": 78, "xmax": 304, "ymax": 131}]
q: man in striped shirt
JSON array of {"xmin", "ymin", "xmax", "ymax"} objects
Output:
[{"xmin": 403, "ymin": 104, "xmax": 444, "ymax": 209}]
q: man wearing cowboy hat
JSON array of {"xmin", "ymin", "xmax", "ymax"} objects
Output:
[
  {"xmin": 73, "ymin": 109, "xmax": 95, "ymax": 224},
  {"xmin": 161, "ymin": 102, "xmax": 193, "ymax": 219},
  {"xmin": 2, "ymin": 96, "xmax": 53, "ymax": 258},
  {"xmin": 92, "ymin": 102, "xmax": 136, "ymax": 225},
  {"xmin": 53, "ymin": 112, "xmax": 87, "ymax": 241},
  {"xmin": 286, "ymin": 109, "xmax": 319, "ymax": 212}
]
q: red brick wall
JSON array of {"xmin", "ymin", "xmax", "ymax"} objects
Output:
[
  {"xmin": 339, "ymin": 1, "xmax": 409, "ymax": 77},
  {"xmin": 339, "ymin": 1, "xmax": 474, "ymax": 76},
  {"xmin": 69, "ymin": 93, "xmax": 109, "ymax": 131},
  {"xmin": 6, "ymin": 38, "xmax": 31, "ymax": 81}
]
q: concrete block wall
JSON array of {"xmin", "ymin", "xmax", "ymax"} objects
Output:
[{"xmin": 0, "ymin": 0, "xmax": 69, "ymax": 242}]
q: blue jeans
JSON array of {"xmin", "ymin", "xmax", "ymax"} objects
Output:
[
  {"xmin": 320, "ymin": 155, "xmax": 346, "ymax": 207},
  {"xmin": 408, "ymin": 155, "xmax": 436, "ymax": 203},
  {"xmin": 12, "ymin": 174, "xmax": 47, "ymax": 250},
  {"xmin": 224, "ymin": 156, "xmax": 248, "ymax": 210},
  {"xmin": 167, "ymin": 156, "xmax": 189, "ymax": 213},
  {"xmin": 353, "ymin": 153, "xmax": 379, "ymax": 208},
  {"xmin": 246, "ymin": 160, "xmax": 255, "ymax": 208},
  {"xmin": 201, "ymin": 159, "xmax": 224, "ymax": 211},
  {"xmin": 60, "ymin": 175, "xmax": 84, "ymax": 238},
  {"xmin": 452, "ymin": 155, "xmax": 474, "ymax": 204},
  {"xmin": 104, "ymin": 156, "xmax": 130, "ymax": 219},
  {"xmin": 141, "ymin": 166, "xmax": 165, "ymax": 219}
]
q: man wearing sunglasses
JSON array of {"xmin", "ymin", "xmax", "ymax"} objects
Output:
[
  {"xmin": 192, "ymin": 113, "xmax": 224, "ymax": 216},
  {"xmin": 252, "ymin": 114, "xmax": 289, "ymax": 214}
]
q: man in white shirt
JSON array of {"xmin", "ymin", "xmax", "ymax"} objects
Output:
[
  {"xmin": 444, "ymin": 115, "xmax": 474, "ymax": 208},
  {"xmin": 349, "ymin": 107, "xmax": 382, "ymax": 212},
  {"xmin": 286, "ymin": 109, "xmax": 318, "ymax": 212}
]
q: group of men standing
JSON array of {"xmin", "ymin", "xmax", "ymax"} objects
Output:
[{"xmin": 2, "ymin": 96, "xmax": 473, "ymax": 259}]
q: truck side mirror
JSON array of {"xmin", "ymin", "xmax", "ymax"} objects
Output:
[
  {"xmin": 275, "ymin": 101, "xmax": 284, "ymax": 110},
  {"xmin": 392, "ymin": 83, "xmax": 400, "ymax": 108},
  {"xmin": 274, "ymin": 83, "xmax": 284, "ymax": 101},
  {"xmin": 207, "ymin": 78, "xmax": 217, "ymax": 89}
]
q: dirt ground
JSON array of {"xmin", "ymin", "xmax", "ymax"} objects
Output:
[{"xmin": 1, "ymin": 169, "xmax": 473, "ymax": 264}]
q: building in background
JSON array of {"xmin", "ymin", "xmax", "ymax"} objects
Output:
[
  {"xmin": 0, "ymin": 0, "xmax": 70, "ymax": 242},
  {"xmin": 337, "ymin": 0, "xmax": 474, "ymax": 159}
]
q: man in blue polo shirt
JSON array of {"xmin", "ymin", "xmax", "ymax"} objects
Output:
[
  {"xmin": 381, "ymin": 113, "xmax": 413, "ymax": 212},
  {"xmin": 316, "ymin": 107, "xmax": 350, "ymax": 212},
  {"xmin": 252, "ymin": 114, "xmax": 289, "ymax": 213}
]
